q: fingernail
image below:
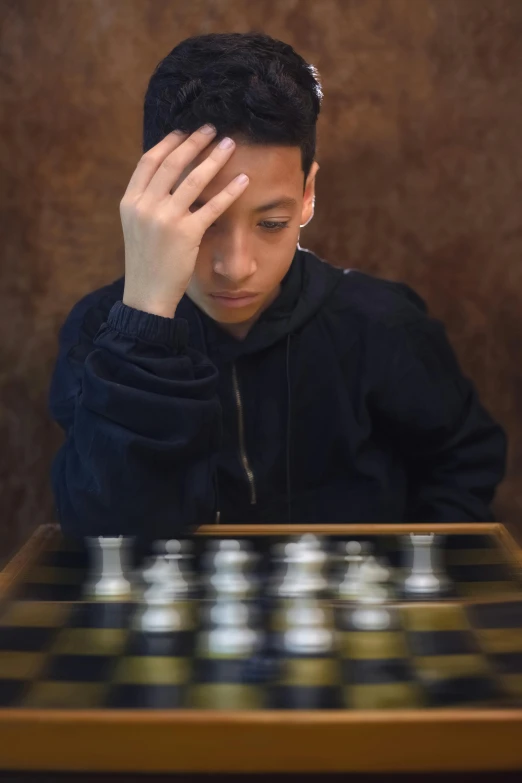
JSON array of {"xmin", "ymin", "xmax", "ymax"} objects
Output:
[
  {"xmin": 172, "ymin": 129, "xmax": 185, "ymax": 135},
  {"xmin": 218, "ymin": 137, "xmax": 234, "ymax": 149},
  {"xmin": 200, "ymin": 124, "xmax": 216, "ymax": 134}
]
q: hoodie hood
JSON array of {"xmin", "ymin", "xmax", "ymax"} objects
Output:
[{"xmin": 174, "ymin": 245, "xmax": 344, "ymax": 363}]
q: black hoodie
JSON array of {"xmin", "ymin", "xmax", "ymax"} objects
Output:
[{"xmin": 48, "ymin": 245, "xmax": 507, "ymax": 543}]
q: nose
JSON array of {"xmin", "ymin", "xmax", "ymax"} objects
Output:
[{"xmin": 212, "ymin": 234, "xmax": 256, "ymax": 282}]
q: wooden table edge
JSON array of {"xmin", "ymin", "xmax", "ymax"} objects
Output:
[{"xmin": 1, "ymin": 707, "xmax": 522, "ymax": 773}]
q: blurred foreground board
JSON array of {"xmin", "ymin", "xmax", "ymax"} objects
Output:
[{"xmin": 0, "ymin": 521, "xmax": 522, "ymax": 775}]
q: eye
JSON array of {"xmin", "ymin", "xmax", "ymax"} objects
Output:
[
  {"xmin": 260, "ymin": 221, "xmax": 290, "ymax": 232},
  {"xmin": 204, "ymin": 220, "xmax": 290, "ymax": 231}
]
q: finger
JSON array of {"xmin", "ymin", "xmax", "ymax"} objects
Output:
[
  {"xmin": 123, "ymin": 131, "xmax": 189, "ymax": 200},
  {"xmin": 140, "ymin": 126, "xmax": 219, "ymax": 202},
  {"xmin": 166, "ymin": 136, "xmax": 240, "ymax": 214},
  {"xmin": 188, "ymin": 173, "xmax": 249, "ymax": 232}
]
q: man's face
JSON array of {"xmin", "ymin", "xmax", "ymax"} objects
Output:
[{"xmin": 180, "ymin": 140, "xmax": 319, "ymax": 339}]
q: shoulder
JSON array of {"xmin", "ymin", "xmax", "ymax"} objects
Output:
[
  {"xmin": 331, "ymin": 270, "xmax": 463, "ymax": 382},
  {"xmin": 329, "ymin": 268, "xmax": 429, "ymax": 328}
]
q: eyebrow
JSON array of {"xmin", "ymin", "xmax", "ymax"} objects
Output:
[{"xmin": 192, "ymin": 196, "xmax": 298, "ymax": 213}]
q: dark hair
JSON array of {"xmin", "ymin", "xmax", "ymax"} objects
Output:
[{"xmin": 143, "ymin": 31, "xmax": 323, "ymax": 190}]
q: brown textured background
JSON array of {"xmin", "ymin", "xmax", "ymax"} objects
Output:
[{"xmin": 1, "ymin": 0, "xmax": 521, "ymax": 566}]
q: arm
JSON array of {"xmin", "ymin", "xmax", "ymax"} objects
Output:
[
  {"xmin": 368, "ymin": 302, "xmax": 507, "ymax": 522},
  {"xmin": 48, "ymin": 293, "xmax": 222, "ymax": 543}
]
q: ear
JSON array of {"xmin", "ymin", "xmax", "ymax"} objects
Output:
[{"xmin": 300, "ymin": 161, "xmax": 320, "ymax": 228}]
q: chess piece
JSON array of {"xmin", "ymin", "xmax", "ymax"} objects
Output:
[
  {"xmin": 209, "ymin": 540, "xmax": 253, "ymax": 599},
  {"xmin": 140, "ymin": 589, "xmax": 183, "ymax": 633},
  {"xmin": 92, "ymin": 536, "xmax": 131, "ymax": 598},
  {"xmin": 269, "ymin": 540, "xmax": 287, "ymax": 593},
  {"xmin": 278, "ymin": 539, "xmax": 328, "ymax": 598},
  {"xmin": 164, "ymin": 539, "xmax": 190, "ymax": 596},
  {"xmin": 403, "ymin": 533, "xmax": 450, "ymax": 596},
  {"xmin": 298, "ymin": 533, "xmax": 323, "ymax": 550},
  {"xmin": 178, "ymin": 538, "xmax": 197, "ymax": 591},
  {"xmin": 277, "ymin": 542, "xmax": 301, "ymax": 596},
  {"xmin": 142, "ymin": 539, "xmax": 189, "ymax": 599},
  {"xmin": 207, "ymin": 599, "xmax": 260, "ymax": 655},
  {"xmin": 338, "ymin": 541, "xmax": 365, "ymax": 598},
  {"xmin": 140, "ymin": 541, "xmax": 185, "ymax": 633},
  {"xmin": 284, "ymin": 598, "xmax": 333, "ymax": 654},
  {"xmin": 351, "ymin": 556, "xmax": 392, "ymax": 631}
]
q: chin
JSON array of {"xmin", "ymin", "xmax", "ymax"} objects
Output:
[{"xmin": 211, "ymin": 308, "xmax": 262, "ymax": 325}]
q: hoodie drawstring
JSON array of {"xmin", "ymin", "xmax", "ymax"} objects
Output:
[
  {"xmin": 195, "ymin": 311, "xmax": 221, "ymax": 524},
  {"xmin": 286, "ymin": 333, "xmax": 293, "ymax": 525},
  {"xmin": 194, "ymin": 310, "xmax": 293, "ymax": 526}
]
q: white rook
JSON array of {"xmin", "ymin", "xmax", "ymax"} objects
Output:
[
  {"xmin": 403, "ymin": 533, "xmax": 448, "ymax": 596},
  {"xmin": 93, "ymin": 536, "xmax": 131, "ymax": 598}
]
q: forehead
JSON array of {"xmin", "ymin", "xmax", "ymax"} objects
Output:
[{"xmin": 184, "ymin": 141, "xmax": 303, "ymax": 199}]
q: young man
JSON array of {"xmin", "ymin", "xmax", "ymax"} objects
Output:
[{"xmin": 48, "ymin": 32, "xmax": 507, "ymax": 546}]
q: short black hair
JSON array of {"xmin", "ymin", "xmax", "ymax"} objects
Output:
[{"xmin": 143, "ymin": 31, "xmax": 323, "ymax": 190}]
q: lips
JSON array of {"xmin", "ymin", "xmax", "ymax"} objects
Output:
[
  {"xmin": 210, "ymin": 293, "xmax": 259, "ymax": 308},
  {"xmin": 212, "ymin": 293, "xmax": 257, "ymax": 299}
]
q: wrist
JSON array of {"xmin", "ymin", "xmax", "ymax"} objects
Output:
[{"xmin": 122, "ymin": 295, "xmax": 180, "ymax": 319}]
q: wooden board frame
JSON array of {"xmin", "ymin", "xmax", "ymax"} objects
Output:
[{"xmin": 0, "ymin": 522, "xmax": 522, "ymax": 774}]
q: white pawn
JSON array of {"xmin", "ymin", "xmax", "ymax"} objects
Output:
[
  {"xmin": 294, "ymin": 538, "xmax": 328, "ymax": 595},
  {"xmin": 208, "ymin": 600, "xmax": 260, "ymax": 655},
  {"xmin": 139, "ymin": 539, "xmax": 187, "ymax": 633},
  {"xmin": 164, "ymin": 539, "xmax": 189, "ymax": 597},
  {"xmin": 351, "ymin": 556, "xmax": 391, "ymax": 631},
  {"xmin": 284, "ymin": 598, "xmax": 333, "ymax": 654},
  {"xmin": 177, "ymin": 539, "xmax": 196, "ymax": 590},
  {"xmin": 278, "ymin": 542, "xmax": 301, "ymax": 597},
  {"xmin": 298, "ymin": 533, "xmax": 322, "ymax": 549},
  {"xmin": 278, "ymin": 539, "xmax": 328, "ymax": 598},
  {"xmin": 141, "ymin": 571, "xmax": 182, "ymax": 634},
  {"xmin": 140, "ymin": 592, "xmax": 182, "ymax": 633},
  {"xmin": 338, "ymin": 541, "xmax": 364, "ymax": 598},
  {"xmin": 209, "ymin": 540, "xmax": 252, "ymax": 599},
  {"xmin": 269, "ymin": 541, "xmax": 288, "ymax": 595},
  {"xmin": 92, "ymin": 536, "xmax": 131, "ymax": 598}
]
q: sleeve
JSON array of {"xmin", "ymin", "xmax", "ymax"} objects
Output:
[
  {"xmin": 368, "ymin": 305, "xmax": 508, "ymax": 522},
  {"xmin": 48, "ymin": 293, "xmax": 222, "ymax": 543}
]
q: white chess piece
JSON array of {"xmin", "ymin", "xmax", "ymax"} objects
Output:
[
  {"xmin": 164, "ymin": 539, "xmax": 189, "ymax": 596},
  {"xmin": 207, "ymin": 600, "xmax": 260, "ymax": 655},
  {"xmin": 351, "ymin": 556, "xmax": 391, "ymax": 631},
  {"xmin": 140, "ymin": 592, "xmax": 183, "ymax": 633},
  {"xmin": 269, "ymin": 541, "xmax": 288, "ymax": 595},
  {"xmin": 298, "ymin": 533, "xmax": 322, "ymax": 549},
  {"xmin": 278, "ymin": 539, "xmax": 328, "ymax": 597},
  {"xmin": 209, "ymin": 540, "xmax": 253, "ymax": 599},
  {"xmin": 93, "ymin": 536, "xmax": 131, "ymax": 598},
  {"xmin": 404, "ymin": 534, "xmax": 448, "ymax": 595},
  {"xmin": 142, "ymin": 540, "xmax": 188, "ymax": 597},
  {"xmin": 140, "ymin": 541, "xmax": 185, "ymax": 633},
  {"xmin": 284, "ymin": 598, "xmax": 333, "ymax": 654},
  {"xmin": 338, "ymin": 541, "xmax": 364, "ymax": 598},
  {"xmin": 177, "ymin": 539, "xmax": 196, "ymax": 590},
  {"xmin": 278, "ymin": 542, "xmax": 301, "ymax": 596}
]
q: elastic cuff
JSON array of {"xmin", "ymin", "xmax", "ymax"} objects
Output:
[{"xmin": 106, "ymin": 301, "xmax": 189, "ymax": 351}]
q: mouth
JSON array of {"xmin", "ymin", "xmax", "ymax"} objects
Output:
[{"xmin": 210, "ymin": 293, "xmax": 260, "ymax": 308}]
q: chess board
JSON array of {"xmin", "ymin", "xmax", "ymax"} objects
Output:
[{"xmin": 1, "ymin": 522, "xmax": 522, "ymax": 774}]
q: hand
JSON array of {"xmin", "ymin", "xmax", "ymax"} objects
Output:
[{"xmin": 119, "ymin": 125, "xmax": 249, "ymax": 317}]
